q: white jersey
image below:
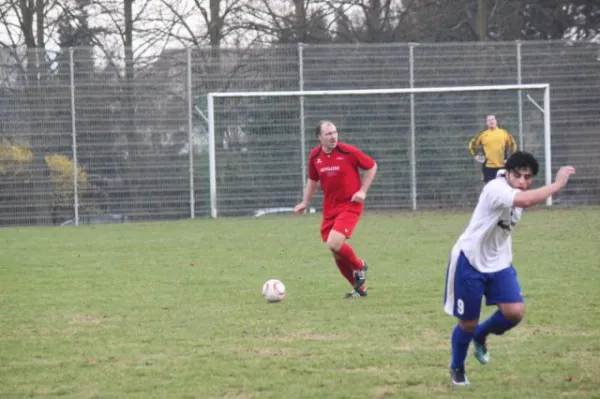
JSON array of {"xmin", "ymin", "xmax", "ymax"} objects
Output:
[{"xmin": 454, "ymin": 173, "xmax": 523, "ymax": 273}]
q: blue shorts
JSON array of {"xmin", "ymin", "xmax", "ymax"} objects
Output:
[
  {"xmin": 482, "ymin": 166, "xmax": 502, "ymax": 182},
  {"xmin": 443, "ymin": 249, "xmax": 524, "ymax": 320}
]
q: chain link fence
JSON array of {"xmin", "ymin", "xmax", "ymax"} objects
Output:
[{"xmin": 0, "ymin": 41, "xmax": 598, "ymax": 225}]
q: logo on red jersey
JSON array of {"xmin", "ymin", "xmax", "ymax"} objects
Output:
[{"xmin": 320, "ymin": 166, "xmax": 340, "ymax": 173}]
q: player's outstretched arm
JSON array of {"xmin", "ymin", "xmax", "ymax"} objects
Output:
[
  {"xmin": 513, "ymin": 166, "xmax": 576, "ymax": 208},
  {"xmin": 295, "ymin": 178, "xmax": 318, "ymax": 213}
]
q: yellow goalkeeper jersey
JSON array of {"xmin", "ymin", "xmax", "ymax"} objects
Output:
[{"xmin": 468, "ymin": 128, "xmax": 517, "ymax": 168}]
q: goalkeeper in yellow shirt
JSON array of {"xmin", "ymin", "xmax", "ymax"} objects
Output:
[{"xmin": 469, "ymin": 115, "xmax": 517, "ymax": 183}]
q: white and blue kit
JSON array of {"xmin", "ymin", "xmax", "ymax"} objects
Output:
[{"xmin": 444, "ymin": 172, "xmax": 525, "ymax": 320}]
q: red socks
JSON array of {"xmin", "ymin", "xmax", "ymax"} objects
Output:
[
  {"xmin": 336, "ymin": 243, "xmax": 364, "ymax": 271},
  {"xmin": 333, "ymin": 254, "xmax": 355, "ymax": 285}
]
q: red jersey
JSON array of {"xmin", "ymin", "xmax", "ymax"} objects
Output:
[{"xmin": 308, "ymin": 142, "xmax": 376, "ymax": 219}]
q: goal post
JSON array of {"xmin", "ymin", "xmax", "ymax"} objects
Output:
[{"xmin": 207, "ymin": 83, "xmax": 552, "ymax": 218}]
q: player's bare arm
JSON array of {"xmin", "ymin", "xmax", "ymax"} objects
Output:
[
  {"xmin": 295, "ymin": 178, "xmax": 319, "ymax": 213},
  {"xmin": 513, "ymin": 166, "xmax": 576, "ymax": 208},
  {"xmin": 351, "ymin": 163, "xmax": 378, "ymax": 203}
]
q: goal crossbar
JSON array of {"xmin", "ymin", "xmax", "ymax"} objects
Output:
[
  {"xmin": 207, "ymin": 83, "xmax": 552, "ymax": 218},
  {"xmin": 208, "ymin": 84, "xmax": 550, "ymax": 98}
]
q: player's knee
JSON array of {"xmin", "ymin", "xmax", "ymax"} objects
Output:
[
  {"xmin": 500, "ymin": 303, "xmax": 525, "ymax": 324},
  {"xmin": 327, "ymin": 240, "xmax": 342, "ymax": 252},
  {"xmin": 458, "ymin": 319, "xmax": 478, "ymax": 333},
  {"xmin": 326, "ymin": 233, "xmax": 345, "ymax": 252}
]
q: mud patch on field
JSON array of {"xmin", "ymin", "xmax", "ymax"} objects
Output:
[
  {"xmin": 248, "ymin": 347, "xmax": 297, "ymax": 357},
  {"xmin": 267, "ymin": 331, "xmax": 349, "ymax": 343},
  {"xmin": 374, "ymin": 385, "xmax": 396, "ymax": 397},
  {"xmin": 69, "ymin": 314, "xmax": 105, "ymax": 325}
]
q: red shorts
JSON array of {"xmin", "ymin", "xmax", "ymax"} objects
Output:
[{"xmin": 320, "ymin": 210, "xmax": 362, "ymax": 242}]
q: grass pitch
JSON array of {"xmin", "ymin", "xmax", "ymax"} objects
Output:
[{"xmin": 1, "ymin": 209, "xmax": 599, "ymax": 398}]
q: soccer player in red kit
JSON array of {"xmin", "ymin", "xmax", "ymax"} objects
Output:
[{"xmin": 294, "ymin": 120, "xmax": 378, "ymax": 298}]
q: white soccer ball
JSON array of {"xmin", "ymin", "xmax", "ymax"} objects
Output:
[{"xmin": 262, "ymin": 279, "xmax": 286, "ymax": 303}]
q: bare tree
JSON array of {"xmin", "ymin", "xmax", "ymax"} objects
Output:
[
  {"xmin": 0, "ymin": 0, "xmax": 69, "ymax": 224},
  {"xmin": 322, "ymin": 0, "xmax": 425, "ymax": 43},
  {"xmin": 243, "ymin": 0, "xmax": 338, "ymax": 43},
  {"xmin": 399, "ymin": 0, "xmax": 600, "ymax": 43},
  {"xmin": 156, "ymin": 0, "xmax": 248, "ymax": 47}
]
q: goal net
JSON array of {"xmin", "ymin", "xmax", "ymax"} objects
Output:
[{"xmin": 207, "ymin": 84, "xmax": 551, "ymax": 218}]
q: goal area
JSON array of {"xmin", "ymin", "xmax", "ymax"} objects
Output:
[{"xmin": 207, "ymin": 84, "xmax": 551, "ymax": 218}]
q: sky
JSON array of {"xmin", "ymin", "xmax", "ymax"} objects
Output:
[{"xmin": 0, "ymin": 0, "xmax": 210, "ymax": 67}]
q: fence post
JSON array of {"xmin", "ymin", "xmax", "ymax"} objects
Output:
[
  {"xmin": 69, "ymin": 47, "xmax": 79, "ymax": 227},
  {"xmin": 543, "ymin": 86, "xmax": 552, "ymax": 205},
  {"xmin": 409, "ymin": 43, "xmax": 418, "ymax": 211},
  {"xmin": 208, "ymin": 94, "xmax": 217, "ymax": 218},
  {"xmin": 187, "ymin": 47, "xmax": 195, "ymax": 219},
  {"xmin": 516, "ymin": 40, "xmax": 524, "ymax": 150},
  {"xmin": 298, "ymin": 43, "xmax": 306, "ymax": 197}
]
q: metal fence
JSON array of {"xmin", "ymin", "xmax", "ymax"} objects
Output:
[{"xmin": 0, "ymin": 41, "xmax": 598, "ymax": 225}]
